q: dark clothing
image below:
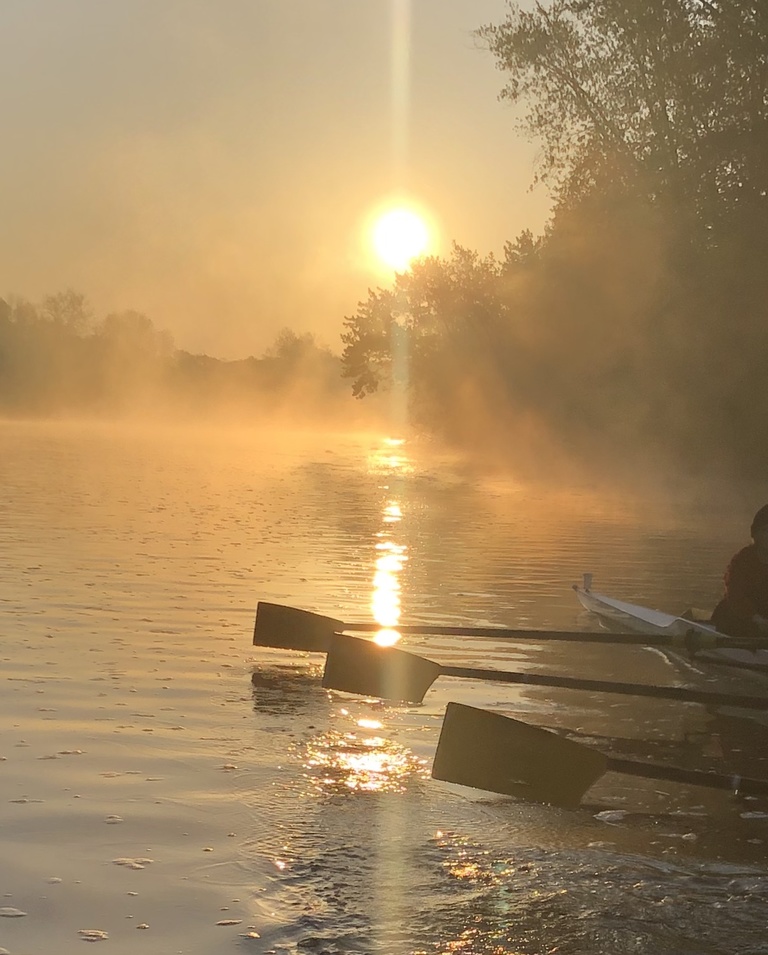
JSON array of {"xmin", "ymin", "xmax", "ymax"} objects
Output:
[
  {"xmin": 711, "ymin": 544, "xmax": 768, "ymax": 639},
  {"xmin": 751, "ymin": 504, "xmax": 768, "ymax": 538}
]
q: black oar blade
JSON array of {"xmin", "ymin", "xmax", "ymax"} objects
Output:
[
  {"xmin": 431, "ymin": 702, "xmax": 608, "ymax": 808},
  {"xmin": 253, "ymin": 602, "xmax": 341, "ymax": 652},
  {"xmin": 322, "ymin": 634, "xmax": 442, "ymax": 703}
]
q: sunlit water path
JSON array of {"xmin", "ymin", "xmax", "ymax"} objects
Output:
[{"xmin": 1, "ymin": 420, "xmax": 767, "ymax": 955}]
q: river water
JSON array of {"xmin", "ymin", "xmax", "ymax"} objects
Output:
[{"xmin": 2, "ymin": 419, "xmax": 767, "ymax": 955}]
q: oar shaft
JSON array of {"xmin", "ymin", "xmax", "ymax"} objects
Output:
[
  {"xmin": 337, "ymin": 620, "xmax": 766, "ymax": 651},
  {"xmin": 440, "ymin": 665, "xmax": 768, "ymax": 710},
  {"xmin": 338, "ymin": 622, "xmax": 620, "ymax": 639},
  {"xmin": 607, "ymin": 756, "xmax": 768, "ymax": 796}
]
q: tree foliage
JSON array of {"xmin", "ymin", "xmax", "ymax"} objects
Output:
[
  {"xmin": 40, "ymin": 289, "xmax": 94, "ymax": 332},
  {"xmin": 341, "ymin": 2, "xmax": 768, "ymax": 479},
  {"xmin": 479, "ymin": 0, "xmax": 768, "ymax": 246},
  {"xmin": 342, "ymin": 241, "xmax": 545, "ymax": 440},
  {"xmin": 0, "ymin": 293, "xmax": 347, "ymax": 421}
]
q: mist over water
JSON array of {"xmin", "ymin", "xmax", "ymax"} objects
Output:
[
  {"xmin": 2, "ymin": 420, "xmax": 767, "ymax": 955},
  {"xmin": 3, "ymin": 273, "xmax": 766, "ymax": 501}
]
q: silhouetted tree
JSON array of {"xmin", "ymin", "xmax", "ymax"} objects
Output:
[
  {"xmin": 341, "ymin": 244, "xmax": 541, "ymax": 442},
  {"xmin": 0, "ymin": 291, "xmax": 351, "ymax": 421},
  {"xmin": 41, "ymin": 289, "xmax": 94, "ymax": 332},
  {"xmin": 340, "ymin": 2, "xmax": 768, "ymax": 478},
  {"xmin": 479, "ymin": 0, "xmax": 768, "ymax": 248}
]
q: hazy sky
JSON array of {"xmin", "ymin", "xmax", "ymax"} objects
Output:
[{"xmin": 1, "ymin": 0, "xmax": 550, "ymax": 359}]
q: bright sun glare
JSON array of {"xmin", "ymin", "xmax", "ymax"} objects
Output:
[{"xmin": 372, "ymin": 207, "xmax": 430, "ymax": 271}]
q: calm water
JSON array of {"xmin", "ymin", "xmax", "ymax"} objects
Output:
[{"xmin": 2, "ymin": 419, "xmax": 768, "ymax": 955}]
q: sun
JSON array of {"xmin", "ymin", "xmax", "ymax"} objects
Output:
[{"xmin": 371, "ymin": 207, "xmax": 430, "ymax": 271}]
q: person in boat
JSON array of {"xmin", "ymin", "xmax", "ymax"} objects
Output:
[{"xmin": 711, "ymin": 505, "xmax": 768, "ymax": 639}]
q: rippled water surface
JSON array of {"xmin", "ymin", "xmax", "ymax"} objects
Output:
[{"xmin": 2, "ymin": 420, "xmax": 767, "ymax": 955}]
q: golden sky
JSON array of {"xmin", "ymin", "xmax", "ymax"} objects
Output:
[{"xmin": 0, "ymin": 0, "xmax": 550, "ymax": 359}]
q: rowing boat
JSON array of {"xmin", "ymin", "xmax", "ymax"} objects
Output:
[{"xmin": 573, "ymin": 574, "xmax": 768, "ymax": 673}]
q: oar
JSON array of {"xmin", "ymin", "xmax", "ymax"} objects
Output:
[
  {"xmin": 253, "ymin": 601, "xmax": 761, "ymax": 654},
  {"xmin": 320, "ymin": 633, "xmax": 768, "ymax": 709},
  {"xmin": 431, "ymin": 702, "xmax": 768, "ymax": 807},
  {"xmin": 254, "ymin": 602, "xmax": 345, "ymax": 652}
]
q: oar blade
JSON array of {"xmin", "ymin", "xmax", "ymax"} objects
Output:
[
  {"xmin": 431, "ymin": 702, "xmax": 608, "ymax": 808},
  {"xmin": 322, "ymin": 634, "xmax": 442, "ymax": 703},
  {"xmin": 253, "ymin": 602, "xmax": 341, "ymax": 652}
]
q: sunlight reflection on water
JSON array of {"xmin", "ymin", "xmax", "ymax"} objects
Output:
[
  {"xmin": 5, "ymin": 421, "xmax": 768, "ymax": 955},
  {"xmin": 303, "ymin": 728, "xmax": 428, "ymax": 794},
  {"xmin": 371, "ymin": 437, "xmax": 410, "ymax": 646}
]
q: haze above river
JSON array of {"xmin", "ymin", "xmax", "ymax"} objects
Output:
[{"xmin": 2, "ymin": 419, "xmax": 767, "ymax": 955}]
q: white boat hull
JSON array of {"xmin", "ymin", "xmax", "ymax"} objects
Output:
[{"xmin": 574, "ymin": 580, "xmax": 768, "ymax": 674}]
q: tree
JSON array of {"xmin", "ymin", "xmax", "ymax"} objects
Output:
[
  {"xmin": 340, "ymin": 244, "xmax": 539, "ymax": 438},
  {"xmin": 96, "ymin": 310, "xmax": 174, "ymax": 362},
  {"xmin": 478, "ymin": 0, "xmax": 768, "ymax": 245},
  {"xmin": 92, "ymin": 311, "xmax": 174, "ymax": 408},
  {"xmin": 265, "ymin": 328, "xmax": 324, "ymax": 364},
  {"xmin": 40, "ymin": 289, "xmax": 94, "ymax": 333}
]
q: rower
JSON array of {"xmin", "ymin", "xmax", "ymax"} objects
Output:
[{"xmin": 711, "ymin": 505, "xmax": 768, "ymax": 640}]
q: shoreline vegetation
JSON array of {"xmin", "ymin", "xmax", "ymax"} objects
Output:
[
  {"xmin": 340, "ymin": 2, "xmax": 768, "ymax": 484},
  {"xmin": 4, "ymin": 3, "xmax": 768, "ymax": 485},
  {"xmin": 0, "ymin": 293, "xmax": 362, "ymax": 426}
]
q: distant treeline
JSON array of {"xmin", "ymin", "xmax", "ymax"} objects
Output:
[
  {"xmin": 0, "ymin": 291, "xmax": 348, "ymax": 421},
  {"xmin": 340, "ymin": 1, "xmax": 768, "ymax": 481}
]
